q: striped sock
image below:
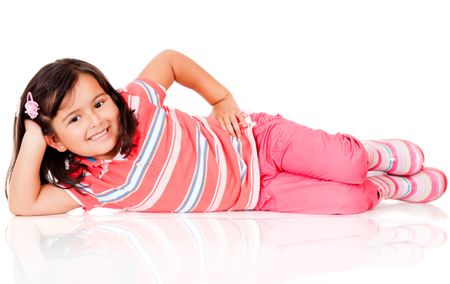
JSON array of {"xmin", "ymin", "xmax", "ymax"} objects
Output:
[
  {"xmin": 367, "ymin": 168, "xmax": 447, "ymax": 203},
  {"xmin": 362, "ymin": 139, "xmax": 424, "ymax": 176}
]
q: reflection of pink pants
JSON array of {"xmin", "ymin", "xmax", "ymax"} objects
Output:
[{"xmin": 250, "ymin": 112, "xmax": 380, "ymax": 214}]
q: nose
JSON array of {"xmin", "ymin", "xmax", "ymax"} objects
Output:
[{"xmin": 87, "ymin": 111, "xmax": 101, "ymax": 128}]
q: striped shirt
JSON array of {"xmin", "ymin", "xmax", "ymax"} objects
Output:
[{"xmin": 64, "ymin": 78, "xmax": 260, "ymax": 212}]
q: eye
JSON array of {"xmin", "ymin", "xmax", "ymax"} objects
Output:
[
  {"xmin": 69, "ymin": 115, "xmax": 80, "ymax": 124},
  {"xmin": 95, "ymin": 100, "xmax": 105, "ymax": 108}
]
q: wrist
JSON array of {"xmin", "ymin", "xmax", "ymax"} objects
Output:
[
  {"xmin": 211, "ymin": 92, "xmax": 231, "ymax": 106},
  {"xmin": 23, "ymin": 131, "xmax": 46, "ymax": 150}
]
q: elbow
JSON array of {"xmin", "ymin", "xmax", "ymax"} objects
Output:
[
  {"xmin": 160, "ymin": 49, "xmax": 179, "ymax": 56},
  {"xmin": 8, "ymin": 201, "xmax": 36, "ymax": 216},
  {"xmin": 158, "ymin": 49, "xmax": 181, "ymax": 65},
  {"xmin": 9, "ymin": 207, "xmax": 25, "ymax": 216},
  {"xmin": 7, "ymin": 184, "xmax": 39, "ymax": 216},
  {"xmin": 9, "ymin": 205, "xmax": 29, "ymax": 216},
  {"xmin": 9, "ymin": 208, "xmax": 46, "ymax": 217}
]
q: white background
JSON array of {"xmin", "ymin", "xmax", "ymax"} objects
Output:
[{"xmin": 0, "ymin": 1, "xmax": 449, "ymax": 283}]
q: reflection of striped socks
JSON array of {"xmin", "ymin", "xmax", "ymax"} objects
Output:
[
  {"xmin": 366, "ymin": 224, "xmax": 447, "ymax": 267},
  {"xmin": 367, "ymin": 168, "xmax": 447, "ymax": 203},
  {"xmin": 369, "ymin": 224, "xmax": 447, "ymax": 248},
  {"xmin": 362, "ymin": 139, "xmax": 424, "ymax": 176}
]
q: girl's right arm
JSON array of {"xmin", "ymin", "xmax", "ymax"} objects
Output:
[
  {"xmin": 8, "ymin": 120, "xmax": 80, "ymax": 216},
  {"xmin": 139, "ymin": 49, "xmax": 246, "ymax": 138}
]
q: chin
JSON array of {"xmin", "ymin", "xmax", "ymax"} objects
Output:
[{"xmin": 102, "ymin": 143, "xmax": 121, "ymax": 159}]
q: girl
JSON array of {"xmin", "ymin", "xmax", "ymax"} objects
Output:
[{"xmin": 6, "ymin": 50, "xmax": 447, "ymax": 216}]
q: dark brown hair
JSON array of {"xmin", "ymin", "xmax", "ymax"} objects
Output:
[{"xmin": 5, "ymin": 58, "xmax": 138, "ymax": 198}]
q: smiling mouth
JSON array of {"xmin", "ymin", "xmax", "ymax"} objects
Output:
[{"xmin": 88, "ymin": 127, "xmax": 109, "ymax": 141}]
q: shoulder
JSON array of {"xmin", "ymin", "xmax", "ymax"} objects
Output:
[{"xmin": 122, "ymin": 77, "xmax": 167, "ymax": 107}]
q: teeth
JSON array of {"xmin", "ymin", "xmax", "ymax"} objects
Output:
[{"xmin": 89, "ymin": 129, "xmax": 107, "ymax": 141}]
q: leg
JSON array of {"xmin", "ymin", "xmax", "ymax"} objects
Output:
[
  {"xmin": 362, "ymin": 139, "xmax": 424, "ymax": 176},
  {"xmin": 256, "ymin": 172, "xmax": 380, "ymax": 215},
  {"xmin": 367, "ymin": 167, "xmax": 447, "ymax": 203},
  {"xmin": 251, "ymin": 112, "xmax": 368, "ymax": 185}
]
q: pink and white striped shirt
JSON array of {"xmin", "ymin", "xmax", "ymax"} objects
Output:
[{"xmin": 64, "ymin": 78, "xmax": 260, "ymax": 212}]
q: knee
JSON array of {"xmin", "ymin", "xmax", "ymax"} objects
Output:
[
  {"xmin": 337, "ymin": 134, "xmax": 369, "ymax": 184},
  {"xmin": 333, "ymin": 183, "xmax": 379, "ymax": 214}
]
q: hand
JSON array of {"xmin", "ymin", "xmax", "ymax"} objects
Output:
[
  {"xmin": 208, "ymin": 95, "xmax": 247, "ymax": 138},
  {"xmin": 24, "ymin": 119, "xmax": 46, "ymax": 146},
  {"xmin": 24, "ymin": 119, "xmax": 43, "ymax": 134}
]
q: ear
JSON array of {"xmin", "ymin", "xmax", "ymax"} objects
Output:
[{"xmin": 44, "ymin": 134, "xmax": 67, "ymax": 152}]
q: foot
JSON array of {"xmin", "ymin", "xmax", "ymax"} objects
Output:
[
  {"xmin": 363, "ymin": 139, "xmax": 424, "ymax": 176},
  {"xmin": 367, "ymin": 167, "xmax": 447, "ymax": 203}
]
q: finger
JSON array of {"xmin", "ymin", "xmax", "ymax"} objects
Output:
[
  {"xmin": 236, "ymin": 112, "xmax": 247, "ymax": 129},
  {"xmin": 230, "ymin": 116, "xmax": 242, "ymax": 138},
  {"xmin": 236, "ymin": 112, "xmax": 248, "ymax": 128},
  {"xmin": 223, "ymin": 117, "xmax": 236, "ymax": 137},
  {"xmin": 237, "ymin": 112, "xmax": 247, "ymax": 122},
  {"xmin": 217, "ymin": 117, "xmax": 227, "ymax": 133}
]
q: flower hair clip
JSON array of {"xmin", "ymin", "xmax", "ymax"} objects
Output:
[{"xmin": 24, "ymin": 92, "xmax": 39, "ymax": 119}]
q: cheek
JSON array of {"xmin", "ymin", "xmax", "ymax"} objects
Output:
[
  {"xmin": 110, "ymin": 106, "xmax": 121, "ymax": 126},
  {"xmin": 59, "ymin": 126, "xmax": 85, "ymax": 142}
]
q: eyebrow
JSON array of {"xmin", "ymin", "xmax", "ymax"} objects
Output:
[{"xmin": 61, "ymin": 93, "xmax": 108, "ymax": 123}]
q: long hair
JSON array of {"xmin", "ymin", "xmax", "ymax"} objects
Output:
[{"xmin": 5, "ymin": 59, "xmax": 138, "ymax": 198}]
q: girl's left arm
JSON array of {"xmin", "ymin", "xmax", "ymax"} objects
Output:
[
  {"xmin": 139, "ymin": 49, "xmax": 247, "ymax": 138},
  {"xmin": 8, "ymin": 120, "xmax": 80, "ymax": 216}
]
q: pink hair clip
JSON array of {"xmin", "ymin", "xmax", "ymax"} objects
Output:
[{"xmin": 24, "ymin": 92, "xmax": 39, "ymax": 119}]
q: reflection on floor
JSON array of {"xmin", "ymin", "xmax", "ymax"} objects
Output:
[{"xmin": 5, "ymin": 202, "xmax": 447, "ymax": 284}]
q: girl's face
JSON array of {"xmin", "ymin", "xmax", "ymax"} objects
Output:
[{"xmin": 45, "ymin": 73, "xmax": 120, "ymax": 160}]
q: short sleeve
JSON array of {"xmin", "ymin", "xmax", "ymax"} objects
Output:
[
  {"xmin": 124, "ymin": 77, "xmax": 167, "ymax": 108},
  {"xmin": 63, "ymin": 187, "xmax": 101, "ymax": 212}
]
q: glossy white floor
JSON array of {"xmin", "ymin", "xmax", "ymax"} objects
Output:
[
  {"xmin": 1, "ymin": 1, "xmax": 449, "ymax": 283},
  {"xmin": 0, "ymin": 197, "xmax": 448, "ymax": 284}
]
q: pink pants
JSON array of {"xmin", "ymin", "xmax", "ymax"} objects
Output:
[{"xmin": 250, "ymin": 112, "xmax": 380, "ymax": 214}]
